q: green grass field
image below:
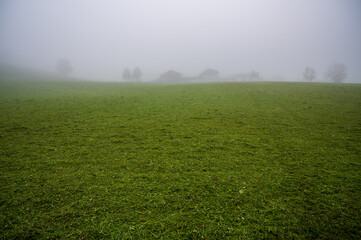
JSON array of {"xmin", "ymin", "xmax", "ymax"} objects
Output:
[{"xmin": 0, "ymin": 80, "xmax": 360, "ymax": 239}]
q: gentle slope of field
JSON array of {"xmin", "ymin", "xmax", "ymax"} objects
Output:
[{"xmin": 0, "ymin": 81, "xmax": 360, "ymax": 239}]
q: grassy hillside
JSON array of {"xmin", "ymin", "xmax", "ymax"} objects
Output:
[{"xmin": 0, "ymin": 81, "xmax": 360, "ymax": 239}]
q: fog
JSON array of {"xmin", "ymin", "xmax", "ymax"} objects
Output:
[{"xmin": 0, "ymin": 0, "xmax": 360, "ymax": 82}]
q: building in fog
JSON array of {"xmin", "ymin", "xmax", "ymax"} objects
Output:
[{"xmin": 155, "ymin": 70, "xmax": 183, "ymax": 82}]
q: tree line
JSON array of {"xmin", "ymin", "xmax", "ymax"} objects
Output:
[
  {"xmin": 56, "ymin": 59, "xmax": 348, "ymax": 83},
  {"xmin": 303, "ymin": 63, "xmax": 347, "ymax": 83},
  {"xmin": 122, "ymin": 67, "xmax": 142, "ymax": 82}
]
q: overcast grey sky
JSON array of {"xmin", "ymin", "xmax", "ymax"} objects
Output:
[{"xmin": 0, "ymin": 0, "xmax": 360, "ymax": 81}]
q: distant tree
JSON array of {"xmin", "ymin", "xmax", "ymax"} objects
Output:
[
  {"xmin": 132, "ymin": 67, "xmax": 142, "ymax": 82},
  {"xmin": 122, "ymin": 68, "xmax": 131, "ymax": 81},
  {"xmin": 303, "ymin": 67, "xmax": 316, "ymax": 81},
  {"xmin": 199, "ymin": 68, "xmax": 219, "ymax": 81},
  {"xmin": 56, "ymin": 59, "xmax": 72, "ymax": 76},
  {"xmin": 326, "ymin": 63, "xmax": 347, "ymax": 83},
  {"xmin": 249, "ymin": 70, "xmax": 261, "ymax": 81}
]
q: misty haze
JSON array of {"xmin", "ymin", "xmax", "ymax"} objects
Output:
[
  {"xmin": 0, "ymin": 0, "xmax": 360, "ymax": 239},
  {"xmin": 0, "ymin": 0, "xmax": 361, "ymax": 82}
]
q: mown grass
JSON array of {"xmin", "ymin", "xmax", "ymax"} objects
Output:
[{"xmin": 0, "ymin": 80, "xmax": 360, "ymax": 239}]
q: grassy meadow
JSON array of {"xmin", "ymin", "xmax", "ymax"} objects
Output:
[{"xmin": 0, "ymin": 80, "xmax": 360, "ymax": 239}]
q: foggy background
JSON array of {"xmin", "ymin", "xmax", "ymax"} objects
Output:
[{"xmin": 0, "ymin": 0, "xmax": 360, "ymax": 82}]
